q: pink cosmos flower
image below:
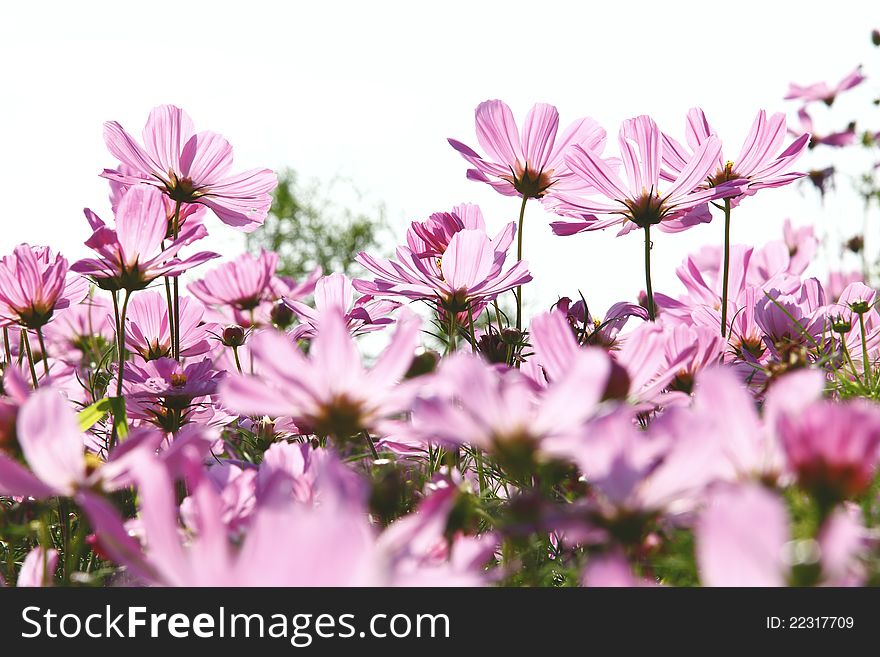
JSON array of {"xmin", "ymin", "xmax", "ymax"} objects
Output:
[
  {"xmin": 16, "ymin": 547, "xmax": 59, "ymax": 587},
  {"xmin": 189, "ymin": 250, "xmax": 320, "ymax": 328},
  {"xmin": 0, "ymin": 245, "xmax": 88, "ymax": 329},
  {"xmin": 552, "ymin": 297, "xmax": 648, "ymax": 349},
  {"xmin": 42, "ymin": 296, "xmax": 115, "ymax": 363},
  {"xmin": 284, "ymin": 273, "xmax": 399, "ymax": 340},
  {"xmin": 409, "ymin": 349, "xmax": 611, "ymax": 460},
  {"xmin": 548, "ymin": 115, "xmax": 735, "ymax": 237},
  {"xmin": 108, "ymin": 162, "xmax": 207, "ymax": 235},
  {"xmin": 0, "ymin": 388, "xmax": 89, "ymax": 498},
  {"xmin": 792, "ymin": 108, "xmax": 856, "ymax": 148},
  {"xmin": 785, "ymin": 66, "xmax": 865, "ymax": 105},
  {"xmin": 102, "ymin": 105, "xmax": 278, "ymax": 231},
  {"xmin": 776, "ymin": 399, "xmax": 880, "ymax": 502},
  {"xmin": 406, "ymin": 203, "xmax": 489, "ymax": 258},
  {"xmin": 355, "ymin": 226, "xmax": 531, "ymax": 314},
  {"xmin": 660, "ymin": 108, "xmax": 809, "ymax": 204},
  {"xmin": 124, "ymin": 292, "xmax": 214, "ymax": 361},
  {"xmin": 754, "ymin": 279, "xmax": 826, "ymax": 351},
  {"xmin": 79, "ymin": 452, "xmax": 381, "ymax": 586},
  {"xmin": 448, "ymin": 100, "xmax": 609, "ymax": 199},
  {"xmin": 220, "ymin": 309, "xmax": 421, "ymax": 439},
  {"xmin": 123, "ymin": 358, "xmax": 223, "ymax": 433},
  {"xmin": 697, "ymin": 483, "xmax": 789, "ymax": 587},
  {"xmin": 72, "ymin": 185, "xmax": 218, "ymax": 291}
]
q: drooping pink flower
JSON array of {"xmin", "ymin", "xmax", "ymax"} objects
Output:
[
  {"xmin": 697, "ymin": 482, "xmax": 789, "ymax": 587},
  {"xmin": 72, "ymin": 185, "xmax": 219, "ymax": 291},
  {"xmin": 220, "ymin": 309, "xmax": 421, "ymax": 438},
  {"xmin": 124, "ymin": 291, "xmax": 214, "ymax": 361},
  {"xmin": 284, "ymin": 273, "xmax": 399, "ymax": 340},
  {"xmin": 355, "ymin": 227, "xmax": 530, "ymax": 313},
  {"xmin": 785, "ymin": 66, "xmax": 865, "ymax": 105},
  {"xmin": 549, "ymin": 115, "xmax": 735, "ymax": 236},
  {"xmin": 102, "ymin": 105, "xmax": 278, "ymax": 231},
  {"xmin": 661, "ymin": 108, "xmax": 809, "ymax": 205},
  {"xmin": 0, "ymin": 245, "xmax": 88, "ymax": 329},
  {"xmin": 448, "ymin": 100, "xmax": 609, "ymax": 199}
]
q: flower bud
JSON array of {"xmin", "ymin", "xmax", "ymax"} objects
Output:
[
  {"xmin": 270, "ymin": 301, "xmax": 295, "ymax": 328},
  {"xmin": 222, "ymin": 325, "xmax": 246, "ymax": 347}
]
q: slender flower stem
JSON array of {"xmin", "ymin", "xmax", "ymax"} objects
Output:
[
  {"xmin": 446, "ymin": 310, "xmax": 457, "ymax": 354},
  {"xmin": 114, "ymin": 290, "xmax": 132, "ymax": 397},
  {"xmin": 720, "ymin": 199, "xmax": 732, "ymax": 337},
  {"xmin": 232, "ymin": 345, "xmax": 243, "ymax": 374},
  {"xmin": 35, "ymin": 326, "xmax": 50, "ymax": 377},
  {"xmin": 22, "ymin": 331, "xmax": 39, "ymax": 388},
  {"xmin": 361, "ymin": 430, "xmax": 379, "ymax": 461},
  {"xmin": 57, "ymin": 497, "xmax": 70, "ymax": 583},
  {"xmin": 467, "ymin": 304, "xmax": 478, "ymax": 354},
  {"xmin": 840, "ymin": 338, "xmax": 864, "ymax": 386},
  {"xmin": 164, "ymin": 274, "xmax": 175, "ymax": 352},
  {"xmin": 643, "ymin": 225, "xmax": 655, "ymax": 321},
  {"xmin": 515, "ymin": 194, "xmax": 528, "ymax": 331},
  {"xmin": 171, "ymin": 200, "xmax": 182, "ymax": 361},
  {"xmin": 2, "ymin": 327, "xmax": 10, "ymax": 367},
  {"xmin": 859, "ymin": 312, "xmax": 871, "ymax": 377}
]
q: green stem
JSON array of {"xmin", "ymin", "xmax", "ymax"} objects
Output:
[
  {"xmin": 171, "ymin": 201, "xmax": 182, "ymax": 361},
  {"xmin": 515, "ymin": 194, "xmax": 528, "ymax": 331},
  {"xmin": 35, "ymin": 326, "xmax": 50, "ymax": 377},
  {"xmin": 840, "ymin": 338, "xmax": 864, "ymax": 386},
  {"xmin": 115, "ymin": 290, "xmax": 132, "ymax": 397},
  {"xmin": 446, "ymin": 310, "xmax": 457, "ymax": 355},
  {"xmin": 57, "ymin": 497, "xmax": 70, "ymax": 583},
  {"xmin": 467, "ymin": 304, "xmax": 477, "ymax": 354},
  {"xmin": 164, "ymin": 273, "xmax": 175, "ymax": 353},
  {"xmin": 22, "ymin": 331, "xmax": 39, "ymax": 388},
  {"xmin": 474, "ymin": 448, "xmax": 487, "ymax": 496},
  {"xmin": 643, "ymin": 225, "xmax": 655, "ymax": 321},
  {"xmin": 2, "ymin": 327, "xmax": 10, "ymax": 367},
  {"xmin": 362, "ymin": 430, "xmax": 379, "ymax": 461},
  {"xmin": 232, "ymin": 345, "xmax": 243, "ymax": 374},
  {"xmin": 720, "ymin": 199, "xmax": 732, "ymax": 337},
  {"xmin": 859, "ymin": 312, "xmax": 871, "ymax": 377}
]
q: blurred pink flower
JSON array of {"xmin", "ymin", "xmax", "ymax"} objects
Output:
[
  {"xmin": 0, "ymin": 388, "xmax": 88, "ymax": 498},
  {"xmin": 102, "ymin": 105, "xmax": 278, "ymax": 231},
  {"xmin": 776, "ymin": 399, "xmax": 880, "ymax": 502},
  {"xmin": 448, "ymin": 100, "xmax": 608, "ymax": 199},
  {"xmin": 220, "ymin": 309, "xmax": 421, "ymax": 438},
  {"xmin": 785, "ymin": 66, "xmax": 865, "ymax": 105},
  {"xmin": 697, "ymin": 483, "xmax": 789, "ymax": 586}
]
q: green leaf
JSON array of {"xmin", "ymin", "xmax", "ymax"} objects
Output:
[
  {"xmin": 77, "ymin": 398, "xmax": 113, "ymax": 431},
  {"xmin": 76, "ymin": 396, "xmax": 129, "ymax": 440}
]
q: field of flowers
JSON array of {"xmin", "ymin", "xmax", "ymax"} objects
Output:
[{"xmin": 1, "ymin": 41, "xmax": 879, "ymax": 588}]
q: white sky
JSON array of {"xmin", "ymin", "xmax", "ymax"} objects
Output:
[{"xmin": 1, "ymin": 0, "xmax": 876, "ymax": 317}]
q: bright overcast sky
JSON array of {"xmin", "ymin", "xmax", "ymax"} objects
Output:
[{"xmin": 1, "ymin": 0, "xmax": 875, "ymax": 316}]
